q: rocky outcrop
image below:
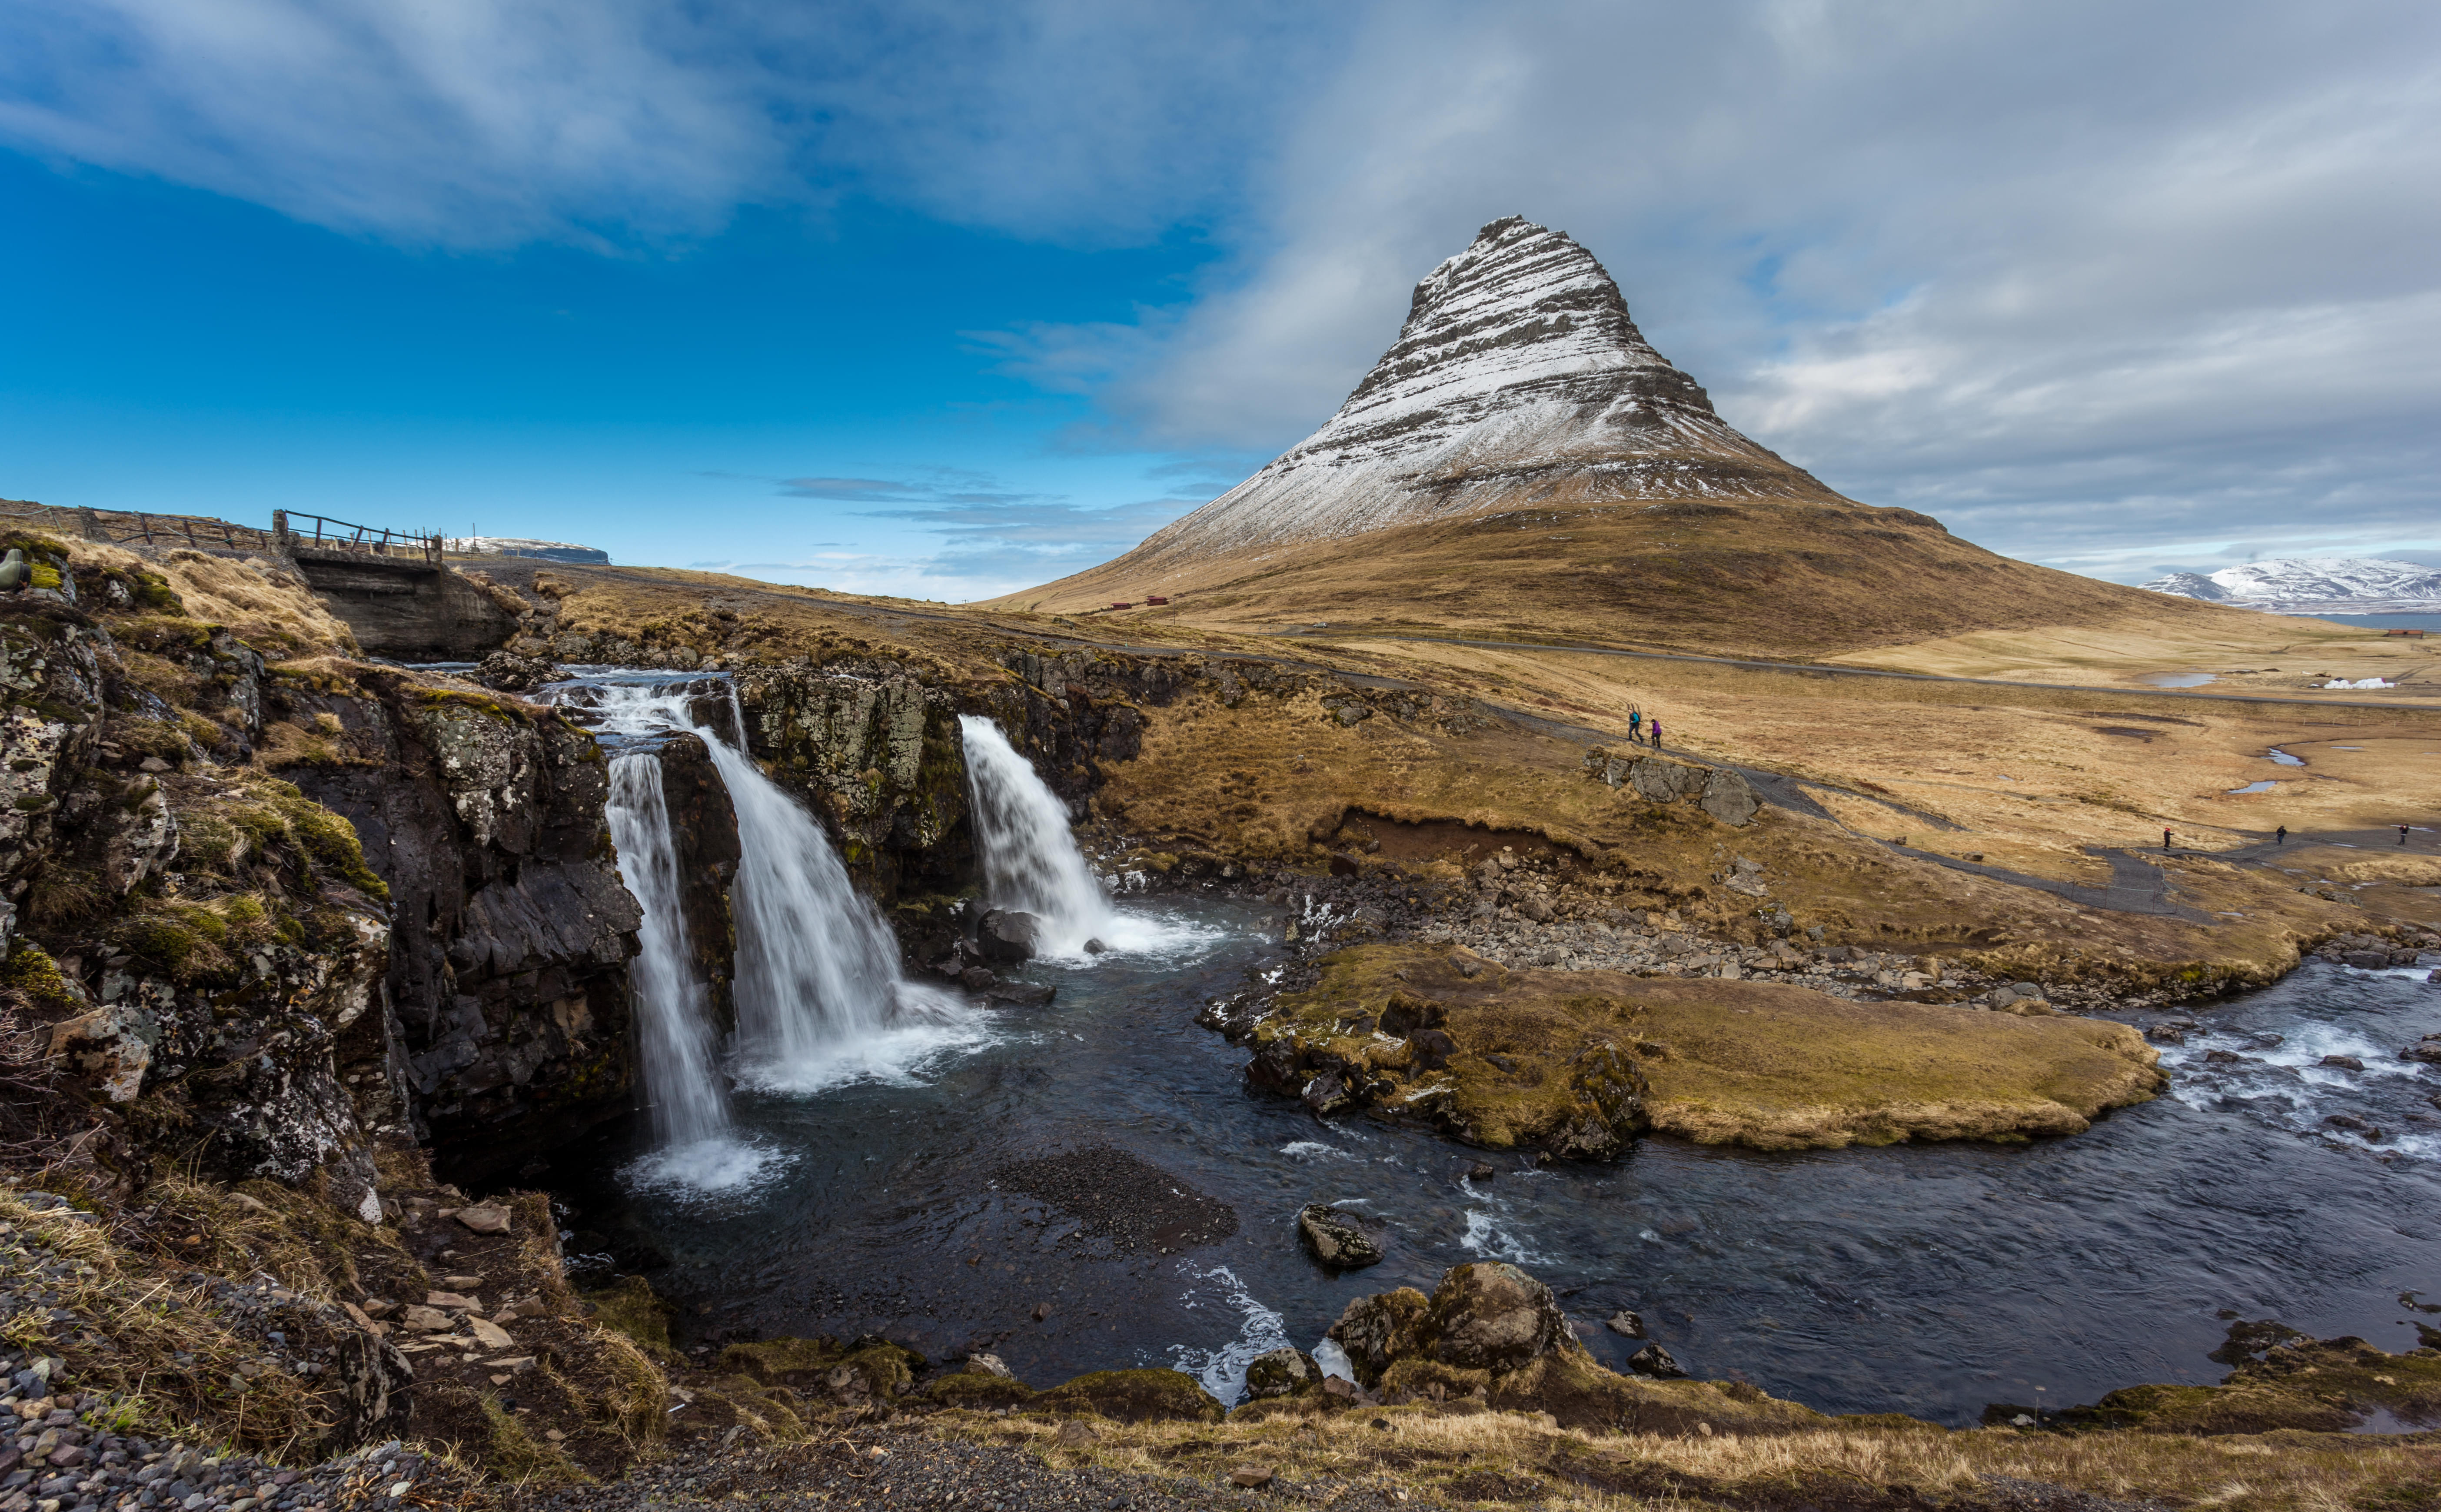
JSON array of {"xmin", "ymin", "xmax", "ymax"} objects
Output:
[
  {"xmin": 2, "ymin": 548, "xmax": 396, "ymax": 1213},
  {"xmin": 734, "ymin": 661, "xmax": 968, "ymax": 897},
  {"xmin": 271, "ymin": 678, "xmax": 642, "ymax": 1183},
  {"xmin": 653, "ymin": 731, "xmax": 740, "ymax": 1038},
  {"xmin": 1324, "ymin": 1261, "xmax": 1825, "ymax": 1433},
  {"xmin": 1583, "ymin": 746, "xmax": 1759, "ymax": 827}
]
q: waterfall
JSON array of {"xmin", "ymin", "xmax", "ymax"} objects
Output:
[
  {"xmin": 956, "ymin": 714, "xmax": 1127, "ymax": 957},
  {"xmin": 568, "ymin": 678, "xmax": 983, "ymax": 1117},
  {"xmin": 603, "ymin": 753, "xmax": 737, "ymax": 1166},
  {"xmin": 698, "ymin": 725, "xmax": 974, "ymax": 1094}
]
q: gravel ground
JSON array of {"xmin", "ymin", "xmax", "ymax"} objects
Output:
[
  {"xmin": 988, "ymin": 1148, "xmax": 1238, "ymax": 1256},
  {"xmin": 531, "ymin": 1426, "xmax": 1433, "ymax": 1511}
]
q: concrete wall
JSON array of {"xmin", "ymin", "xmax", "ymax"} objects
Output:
[{"xmin": 293, "ymin": 556, "xmax": 521, "ymax": 659}]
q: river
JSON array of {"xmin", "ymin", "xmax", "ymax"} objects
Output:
[{"xmin": 548, "ymin": 892, "xmax": 2441, "ymax": 1426}]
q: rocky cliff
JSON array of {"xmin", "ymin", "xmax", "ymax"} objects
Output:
[
  {"xmin": 269, "ymin": 675, "xmax": 644, "ymax": 1184},
  {"xmin": 1, "ymin": 528, "xmax": 641, "ymax": 1200}
]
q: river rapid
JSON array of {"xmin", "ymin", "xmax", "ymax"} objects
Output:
[{"xmin": 549, "ymin": 892, "xmax": 2441, "ymax": 1426}]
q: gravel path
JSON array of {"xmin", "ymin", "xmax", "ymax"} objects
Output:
[{"xmin": 531, "ymin": 1426, "xmax": 1430, "ymax": 1511}]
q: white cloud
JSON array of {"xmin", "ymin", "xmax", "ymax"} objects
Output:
[
  {"xmin": 0, "ymin": 0, "xmax": 1339, "ymax": 248},
  {"xmin": 1036, "ymin": 0, "xmax": 2441, "ymax": 579}
]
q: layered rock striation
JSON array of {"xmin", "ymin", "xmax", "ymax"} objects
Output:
[{"xmin": 1088, "ymin": 216, "xmax": 1835, "ymax": 572}]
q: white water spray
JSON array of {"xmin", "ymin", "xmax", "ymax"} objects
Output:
[
  {"xmin": 561, "ymin": 678, "xmax": 986, "ymax": 1189},
  {"xmin": 956, "ymin": 714, "xmax": 1225, "ymax": 960},
  {"xmin": 957, "ymin": 715, "xmax": 1120, "ymax": 955},
  {"xmin": 604, "ymin": 750, "xmax": 781, "ymax": 1194},
  {"xmin": 605, "ymin": 754, "xmax": 732, "ymax": 1155}
]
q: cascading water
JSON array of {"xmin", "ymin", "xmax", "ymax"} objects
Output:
[
  {"xmin": 603, "ymin": 753, "xmax": 763, "ymax": 1190},
  {"xmin": 954, "ymin": 714, "xmax": 1215, "ymax": 959},
  {"xmin": 703, "ymin": 691, "xmax": 976, "ymax": 1093},
  {"xmin": 557, "ymin": 675, "xmax": 986, "ymax": 1187},
  {"xmin": 957, "ymin": 714, "xmax": 1119, "ymax": 956}
]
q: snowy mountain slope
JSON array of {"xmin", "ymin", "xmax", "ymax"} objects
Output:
[
  {"xmin": 1114, "ymin": 216, "xmax": 1836, "ymax": 566},
  {"xmin": 2141, "ymin": 558, "xmax": 2441, "ymax": 613}
]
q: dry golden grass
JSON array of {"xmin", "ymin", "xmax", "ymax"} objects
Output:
[
  {"xmin": 1274, "ymin": 944, "xmax": 2164, "ymax": 1151},
  {"xmin": 995, "ymin": 496, "xmax": 2241, "ymax": 659},
  {"xmin": 929, "ymin": 1400, "xmax": 2438, "ymax": 1512},
  {"xmin": 1836, "ymin": 611, "xmax": 2441, "ymax": 701}
]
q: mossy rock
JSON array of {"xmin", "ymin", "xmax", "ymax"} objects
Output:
[
  {"xmin": 582, "ymin": 1275, "xmax": 675, "ymax": 1360},
  {"xmin": 1033, "ymin": 1368, "xmax": 1225, "ymax": 1424},
  {"xmin": 0, "ymin": 942, "xmax": 80, "ymax": 1014},
  {"xmin": 719, "ymin": 1336, "xmax": 922, "ymax": 1400},
  {"xmin": 2032, "ymin": 1336, "xmax": 2441, "ymax": 1434},
  {"xmin": 1489, "ymin": 1346, "xmax": 1827, "ymax": 1435},
  {"xmin": 928, "ymin": 1372, "xmax": 1037, "ymax": 1409},
  {"xmin": 1377, "ymin": 1357, "xmax": 1490, "ymax": 1403}
]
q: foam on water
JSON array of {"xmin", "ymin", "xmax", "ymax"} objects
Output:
[
  {"xmin": 622, "ymin": 1136, "xmax": 793, "ymax": 1202},
  {"xmin": 1311, "ymin": 1338, "xmax": 1357, "ymax": 1383},
  {"xmin": 1167, "ymin": 1265, "xmax": 1292, "ymax": 1404},
  {"xmin": 958, "ymin": 713, "xmax": 1219, "ymax": 960}
]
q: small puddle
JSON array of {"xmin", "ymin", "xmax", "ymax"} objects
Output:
[
  {"xmin": 2142, "ymin": 673, "xmax": 2217, "ymax": 688},
  {"xmin": 2266, "ymin": 748, "xmax": 2305, "ymax": 766},
  {"xmin": 2226, "ymin": 781, "xmax": 2277, "ymax": 794}
]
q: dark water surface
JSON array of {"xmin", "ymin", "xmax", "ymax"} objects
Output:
[{"xmin": 552, "ymin": 899, "xmax": 2441, "ymax": 1424}]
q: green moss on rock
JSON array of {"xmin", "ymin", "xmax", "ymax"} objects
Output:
[{"xmin": 1033, "ymin": 1368, "xmax": 1225, "ymax": 1424}]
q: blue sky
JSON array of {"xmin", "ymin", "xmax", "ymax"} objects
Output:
[{"xmin": 5, "ymin": 1, "xmax": 2438, "ymax": 600}]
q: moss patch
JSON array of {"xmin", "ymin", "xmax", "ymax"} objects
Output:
[
  {"xmin": 1032, "ymin": 1368, "xmax": 1226, "ymax": 1424},
  {"xmin": 1268, "ymin": 943, "xmax": 2164, "ymax": 1151},
  {"xmin": 583, "ymin": 1274, "xmax": 675, "ymax": 1360}
]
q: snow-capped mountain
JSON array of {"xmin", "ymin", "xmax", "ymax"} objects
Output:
[
  {"xmin": 1117, "ymin": 216, "xmax": 1835, "ymax": 565},
  {"xmin": 2140, "ymin": 558, "xmax": 2441, "ymax": 614}
]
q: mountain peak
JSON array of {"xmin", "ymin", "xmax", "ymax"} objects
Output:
[
  {"xmin": 2142, "ymin": 557, "xmax": 2441, "ymax": 612},
  {"xmin": 1122, "ymin": 217, "xmax": 1836, "ymax": 565}
]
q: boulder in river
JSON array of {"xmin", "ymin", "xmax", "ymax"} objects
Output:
[
  {"xmin": 1432, "ymin": 1261, "xmax": 1566, "ymax": 1372},
  {"xmin": 1296, "ymin": 1203, "xmax": 1384, "ymax": 1269},
  {"xmin": 2320, "ymin": 1054, "xmax": 2365, "ymax": 1070},
  {"xmin": 1626, "ymin": 1343, "xmax": 1687, "ymax": 1379},
  {"xmin": 1321, "ymin": 1260, "xmax": 1825, "ymax": 1432},
  {"xmin": 1243, "ymin": 1347, "xmax": 1324, "ymax": 1400},
  {"xmin": 1604, "ymin": 1309, "xmax": 1647, "ymax": 1339},
  {"xmin": 976, "ymin": 908, "xmax": 1043, "ymax": 965}
]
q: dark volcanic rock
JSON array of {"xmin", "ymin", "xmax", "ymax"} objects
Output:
[
  {"xmin": 654, "ymin": 731, "xmax": 741, "ymax": 1037},
  {"xmin": 279, "ymin": 675, "xmax": 642, "ymax": 1183},
  {"xmin": 1295, "ymin": 1203, "xmax": 1385, "ymax": 1269},
  {"xmin": 976, "ymin": 908, "xmax": 1042, "ymax": 966},
  {"xmin": 1626, "ymin": 1343, "xmax": 1687, "ymax": 1379},
  {"xmin": 471, "ymin": 650, "xmax": 557, "ymax": 693}
]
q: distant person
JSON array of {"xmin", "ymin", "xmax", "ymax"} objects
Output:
[
  {"xmin": 1629, "ymin": 708, "xmax": 1643, "ymax": 741},
  {"xmin": 2403, "ymin": 824, "xmax": 2413, "ymax": 846},
  {"xmin": 2163, "ymin": 828, "xmax": 2174, "ymax": 852},
  {"xmin": 1649, "ymin": 718, "xmax": 1663, "ymax": 748},
  {"xmin": 2275, "ymin": 825, "xmax": 2287, "ymax": 845}
]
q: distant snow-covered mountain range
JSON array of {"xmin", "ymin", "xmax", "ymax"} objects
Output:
[{"xmin": 2140, "ymin": 558, "xmax": 2441, "ymax": 615}]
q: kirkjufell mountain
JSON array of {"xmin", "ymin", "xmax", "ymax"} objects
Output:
[
  {"xmin": 1132, "ymin": 215, "xmax": 1837, "ymax": 562},
  {"xmin": 1009, "ymin": 216, "xmax": 2224, "ymax": 656}
]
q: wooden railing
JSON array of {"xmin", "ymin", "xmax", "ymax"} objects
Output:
[
  {"xmin": 104, "ymin": 512, "xmax": 279, "ymax": 553},
  {"xmin": 273, "ymin": 510, "xmax": 442, "ymax": 566},
  {"xmin": 1, "ymin": 500, "xmax": 441, "ymax": 567}
]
